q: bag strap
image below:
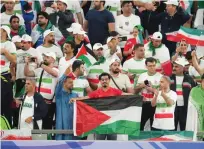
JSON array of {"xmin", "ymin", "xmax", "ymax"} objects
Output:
[
  {"xmin": 111, "ymin": 76, "xmax": 122, "ymax": 91},
  {"xmin": 38, "ymin": 70, "xmax": 44, "ymax": 93}
]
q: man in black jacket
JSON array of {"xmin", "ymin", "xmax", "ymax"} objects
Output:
[
  {"xmin": 49, "ymin": 0, "xmax": 74, "ymax": 38},
  {"xmin": 18, "ymin": 78, "xmax": 48, "ymax": 130},
  {"xmin": 170, "ymin": 58, "xmax": 196, "ymax": 131}
]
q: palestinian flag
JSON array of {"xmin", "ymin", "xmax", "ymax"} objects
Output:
[
  {"xmin": 76, "ymin": 45, "xmax": 96, "ymax": 68},
  {"xmin": 129, "ymin": 131, "xmax": 194, "ymax": 141},
  {"xmin": 177, "ymin": 26, "xmax": 204, "ymax": 46},
  {"xmin": 73, "ymin": 95, "xmax": 143, "ymax": 137}
]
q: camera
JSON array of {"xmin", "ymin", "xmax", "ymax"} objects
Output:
[
  {"xmin": 144, "ymin": 80, "xmax": 150, "ymax": 86},
  {"xmin": 119, "ymin": 36, "xmax": 127, "ymax": 42},
  {"xmin": 30, "ymin": 57, "xmax": 36, "ymax": 62}
]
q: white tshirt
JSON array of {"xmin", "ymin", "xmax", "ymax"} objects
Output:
[
  {"xmin": 137, "ymin": 72, "xmax": 163, "ymax": 101},
  {"xmin": 105, "ymin": 0, "xmax": 121, "ymax": 18},
  {"xmin": 20, "ymin": 96, "xmax": 34, "ymax": 129},
  {"xmin": 58, "ymin": 56, "xmax": 76, "ymax": 78},
  {"xmin": 34, "ymin": 67, "xmax": 59, "ymax": 100},
  {"xmin": 152, "ymin": 90, "xmax": 177, "ymax": 130},
  {"xmin": 0, "ymin": 12, "xmax": 25, "ymax": 26},
  {"xmin": 1, "ymin": 41, "xmax": 16, "ymax": 73},
  {"xmin": 16, "ymin": 48, "xmax": 43, "ymax": 79},
  {"xmin": 123, "ymin": 58, "xmax": 147, "ymax": 85},
  {"xmin": 189, "ymin": 60, "xmax": 204, "ymax": 81},
  {"xmin": 176, "ymin": 76, "xmax": 184, "ymax": 106}
]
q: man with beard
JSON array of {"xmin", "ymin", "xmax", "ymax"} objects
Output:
[
  {"xmin": 83, "ymin": 0, "xmax": 115, "ymax": 46},
  {"xmin": 9, "ymin": 15, "xmax": 26, "ymax": 38},
  {"xmin": 36, "ymin": 30, "xmax": 63, "ymax": 66},
  {"xmin": 31, "ymin": 11, "xmax": 64, "ymax": 48},
  {"xmin": 24, "ymin": 52, "xmax": 59, "ymax": 129}
]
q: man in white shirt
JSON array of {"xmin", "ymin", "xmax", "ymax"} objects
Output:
[
  {"xmin": 1, "ymin": 0, "xmax": 25, "ymax": 26},
  {"xmin": 24, "ymin": 52, "xmax": 59, "ymax": 129},
  {"xmin": 1, "ymin": 25, "xmax": 16, "ymax": 125},
  {"xmin": 36, "ymin": 30, "xmax": 63, "ymax": 66},
  {"xmin": 116, "ymin": 1, "xmax": 141, "ymax": 48},
  {"xmin": 18, "ymin": 78, "xmax": 47, "ymax": 130},
  {"xmin": 135, "ymin": 57, "xmax": 163, "ymax": 130}
]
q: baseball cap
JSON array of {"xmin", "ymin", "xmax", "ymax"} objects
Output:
[
  {"xmin": 57, "ymin": 0, "xmax": 68, "ymax": 7},
  {"xmin": 152, "ymin": 32, "xmax": 163, "ymax": 40},
  {"xmin": 22, "ymin": 34, "xmax": 32, "ymax": 42},
  {"xmin": 174, "ymin": 58, "xmax": 187, "ymax": 67},
  {"xmin": 106, "ymin": 36, "xmax": 115, "ymax": 44},
  {"xmin": 73, "ymin": 29, "xmax": 86, "ymax": 35},
  {"xmin": 43, "ymin": 52, "xmax": 56, "ymax": 60},
  {"xmin": 67, "ymin": 23, "xmax": 82, "ymax": 32},
  {"xmin": 109, "ymin": 58, "xmax": 121, "ymax": 66},
  {"xmin": 93, "ymin": 43, "xmax": 103, "ymax": 50},
  {"xmin": 43, "ymin": 30, "xmax": 54, "ymax": 38},
  {"xmin": 164, "ymin": 0, "xmax": 179, "ymax": 6},
  {"xmin": 0, "ymin": 25, "xmax": 11, "ymax": 39},
  {"xmin": 12, "ymin": 35, "xmax": 22, "ymax": 43}
]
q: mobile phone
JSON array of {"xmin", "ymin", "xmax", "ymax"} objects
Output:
[
  {"xmin": 119, "ymin": 36, "xmax": 127, "ymax": 42},
  {"xmin": 144, "ymin": 80, "xmax": 150, "ymax": 86}
]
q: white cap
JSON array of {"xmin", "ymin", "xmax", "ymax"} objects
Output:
[
  {"xmin": 12, "ymin": 35, "xmax": 22, "ymax": 43},
  {"xmin": 109, "ymin": 58, "xmax": 121, "ymax": 66},
  {"xmin": 174, "ymin": 57, "xmax": 187, "ymax": 67},
  {"xmin": 164, "ymin": 0, "xmax": 179, "ymax": 6},
  {"xmin": 67, "ymin": 23, "xmax": 82, "ymax": 32},
  {"xmin": 43, "ymin": 52, "xmax": 56, "ymax": 60},
  {"xmin": 152, "ymin": 32, "xmax": 163, "ymax": 40},
  {"xmin": 73, "ymin": 29, "xmax": 86, "ymax": 35},
  {"xmin": 22, "ymin": 34, "xmax": 32, "ymax": 42},
  {"xmin": 106, "ymin": 36, "xmax": 115, "ymax": 44},
  {"xmin": 43, "ymin": 30, "xmax": 54, "ymax": 38},
  {"xmin": 57, "ymin": 0, "xmax": 68, "ymax": 7},
  {"xmin": 0, "ymin": 25, "xmax": 11, "ymax": 39},
  {"xmin": 93, "ymin": 43, "xmax": 103, "ymax": 50}
]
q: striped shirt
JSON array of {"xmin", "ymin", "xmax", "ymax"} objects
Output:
[{"xmin": 176, "ymin": 76, "xmax": 184, "ymax": 106}]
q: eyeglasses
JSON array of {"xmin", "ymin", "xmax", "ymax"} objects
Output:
[{"xmin": 180, "ymin": 44, "xmax": 187, "ymax": 46}]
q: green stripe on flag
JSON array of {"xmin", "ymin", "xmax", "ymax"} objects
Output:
[
  {"xmin": 78, "ymin": 55, "xmax": 92, "ymax": 67},
  {"xmin": 37, "ymin": 78, "xmax": 52, "ymax": 84},
  {"xmin": 73, "ymin": 87, "xmax": 84, "ymax": 92},
  {"xmin": 156, "ymin": 103, "xmax": 172, "ymax": 108},
  {"xmin": 81, "ymin": 120, "xmax": 141, "ymax": 137},
  {"xmin": 176, "ymin": 84, "xmax": 182, "ymax": 88},
  {"xmin": 89, "ymin": 69, "xmax": 104, "ymax": 74},
  {"xmin": 128, "ymin": 69, "xmax": 147, "ymax": 74},
  {"xmin": 180, "ymin": 26, "xmax": 204, "ymax": 36}
]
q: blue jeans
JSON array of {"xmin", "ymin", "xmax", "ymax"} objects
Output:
[{"xmin": 95, "ymin": 134, "xmax": 117, "ymax": 140}]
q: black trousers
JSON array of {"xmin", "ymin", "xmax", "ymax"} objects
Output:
[
  {"xmin": 1, "ymin": 73, "xmax": 13, "ymax": 126},
  {"xmin": 174, "ymin": 106, "xmax": 187, "ymax": 131},
  {"xmin": 42, "ymin": 103, "xmax": 56, "ymax": 129},
  {"xmin": 140, "ymin": 102, "xmax": 156, "ymax": 131}
]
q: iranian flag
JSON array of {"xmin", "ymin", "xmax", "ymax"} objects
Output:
[
  {"xmin": 73, "ymin": 95, "xmax": 143, "ymax": 137},
  {"xmin": 76, "ymin": 45, "xmax": 96, "ymax": 68},
  {"xmin": 129, "ymin": 131, "xmax": 194, "ymax": 141},
  {"xmin": 166, "ymin": 31, "xmax": 181, "ymax": 42},
  {"xmin": 177, "ymin": 26, "xmax": 204, "ymax": 46},
  {"xmin": 0, "ymin": 129, "xmax": 32, "ymax": 140}
]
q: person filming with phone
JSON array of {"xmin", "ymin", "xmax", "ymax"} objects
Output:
[{"xmin": 135, "ymin": 57, "xmax": 163, "ymax": 130}]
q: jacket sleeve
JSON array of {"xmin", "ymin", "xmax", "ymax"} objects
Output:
[
  {"xmin": 33, "ymin": 93, "xmax": 48, "ymax": 121},
  {"xmin": 57, "ymin": 11, "xmax": 74, "ymax": 24},
  {"xmin": 177, "ymin": 7, "xmax": 190, "ymax": 25}
]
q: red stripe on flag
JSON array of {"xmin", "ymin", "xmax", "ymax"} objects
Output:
[
  {"xmin": 1, "ymin": 60, "xmax": 5, "ymax": 66},
  {"xmin": 36, "ymin": 87, "xmax": 51, "ymax": 94},
  {"xmin": 130, "ymin": 79, "xmax": 134, "ymax": 84},
  {"xmin": 155, "ymin": 113, "xmax": 173, "ymax": 118},
  {"xmin": 161, "ymin": 60, "xmax": 172, "ymax": 76},
  {"xmin": 176, "ymin": 91, "xmax": 183, "ymax": 95},
  {"xmin": 166, "ymin": 32, "xmax": 181, "ymax": 42},
  {"xmin": 142, "ymin": 93, "xmax": 154, "ymax": 98},
  {"xmin": 76, "ymin": 45, "xmax": 87, "ymax": 59},
  {"xmin": 87, "ymin": 78, "xmax": 99, "ymax": 84},
  {"xmin": 177, "ymin": 33, "xmax": 204, "ymax": 46}
]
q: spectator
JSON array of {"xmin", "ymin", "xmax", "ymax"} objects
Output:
[
  {"xmin": 18, "ymin": 78, "xmax": 48, "ymax": 130},
  {"xmin": 170, "ymin": 58, "xmax": 196, "ymax": 130},
  {"xmin": 12, "ymin": 35, "xmax": 22, "ymax": 50},
  {"xmin": 123, "ymin": 44, "xmax": 147, "ymax": 86},
  {"xmin": 104, "ymin": 0, "xmax": 121, "ymax": 18},
  {"xmin": 123, "ymin": 25, "xmax": 144, "ymax": 60},
  {"xmin": 1, "ymin": 25, "xmax": 17, "ymax": 125},
  {"xmin": 84, "ymin": 0, "xmax": 115, "ymax": 46},
  {"xmin": 49, "ymin": 0, "xmax": 74, "ymax": 38},
  {"xmin": 24, "ymin": 52, "xmax": 59, "ymax": 129},
  {"xmin": 135, "ymin": 57, "xmax": 163, "ymax": 130},
  {"xmin": 59, "ymin": 41, "xmax": 76, "ymax": 78},
  {"xmin": 104, "ymin": 36, "xmax": 122, "ymax": 61},
  {"xmin": 115, "ymin": 1, "xmax": 141, "ymax": 48},
  {"xmin": 70, "ymin": 72, "xmax": 131, "ymax": 140},
  {"xmin": 191, "ymin": 50, "xmax": 204, "ymax": 76},
  {"xmin": 9, "ymin": 15, "xmax": 26, "ymax": 38},
  {"xmin": 31, "ymin": 11, "xmax": 64, "ymax": 48},
  {"xmin": 55, "ymin": 66, "xmax": 79, "ymax": 140},
  {"xmin": 144, "ymin": 32, "xmax": 171, "ymax": 75},
  {"xmin": 36, "ymin": 30, "xmax": 63, "ymax": 66},
  {"xmin": 151, "ymin": 76, "xmax": 177, "ymax": 131},
  {"xmin": 186, "ymin": 51, "xmax": 204, "ymax": 84},
  {"xmin": 87, "ymin": 43, "xmax": 109, "ymax": 90},
  {"xmin": 109, "ymin": 58, "xmax": 133, "ymax": 93},
  {"xmin": 1, "ymin": 0, "xmax": 25, "ymax": 26},
  {"xmin": 80, "ymin": 0, "xmax": 92, "ymax": 17}
]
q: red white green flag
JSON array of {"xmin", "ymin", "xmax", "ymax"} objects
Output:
[
  {"xmin": 73, "ymin": 95, "xmax": 143, "ymax": 137},
  {"xmin": 0, "ymin": 130, "xmax": 32, "ymax": 140}
]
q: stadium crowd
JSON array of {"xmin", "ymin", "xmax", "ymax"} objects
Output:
[{"xmin": 0, "ymin": 0, "xmax": 204, "ymax": 140}]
